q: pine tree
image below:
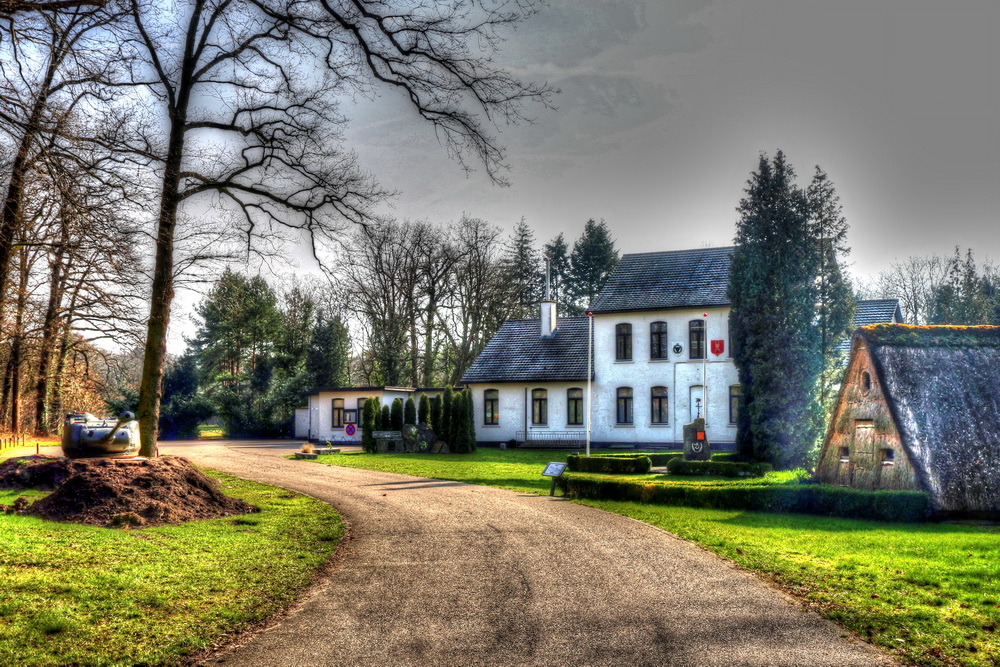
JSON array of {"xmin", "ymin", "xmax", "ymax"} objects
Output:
[
  {"xmin": 404, "ymin": 396, "xmax": 416, "ymax": 425},
  {"xmin": 502, "ymin": 217, "xmax": 542, "ymax": 319},
  {"xmin": 566, "ymin": 219, "xmax": 619, "ymax": 315},
  {"xmin": 381, "ymin": 403, "xmax": 391, "ymax": 430},
  {"xmin": 441, "ymin": 386, "xmax": 453, "ymax": 445},
  {"xmin": 308, "ymin": 309, "xmax": 351, "ymax": 388},
  {"xmin": 418, "ymin": 393, "xmax": 430, "ymax": 425},
  {"xmin": 728, "ymin": 151, "xmax": 823, "ymax": 469},
  {"xmin": 543, "ymin": 233, "xmax": 571, "ymax": 304},
  {"xmin": 391, "ymin": 398, "xmax": 404, "ymax": 430},
  {"xmin": 807, "ymin": 167, "xmax": 856, "ymax": 411}
]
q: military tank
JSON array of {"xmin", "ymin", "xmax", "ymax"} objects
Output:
[{"xmin": 61, "ymin": 411, "xmax": 140, "ymax": 458}]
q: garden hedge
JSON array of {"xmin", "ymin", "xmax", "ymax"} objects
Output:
[
  {"xmin": 586, "ymin": 452, "xmax": 681, "ymax": 466},
  {"xmin": 567, "ymin": 455, "xmax": 652, "ymax": 474},
  {"xmin": 558, "ymin": 474, "xmax": 931, "ymax": 522},
  {"xmin": 667, "ymin": 459, "xmax": 773, "ymax": 478}
]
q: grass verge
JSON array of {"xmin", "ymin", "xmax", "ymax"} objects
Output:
[
  {"xmin": 0, "ymin": 471, "xmax": 344, "ymax": 667},
  {"xmin": 579, "ymin": 500, "xmax": 1000, "ymax": 666},
  {"xmin": 304, "ymin": 448, "xmax": 1000, "ymax": 666}
]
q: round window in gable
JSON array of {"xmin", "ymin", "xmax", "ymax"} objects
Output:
[{"xmin": 860, "ymin": 370, "xmax": 872, "ymax": 395}]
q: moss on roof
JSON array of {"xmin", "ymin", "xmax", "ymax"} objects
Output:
[{"xmin": 859, "ymin": 323, "xmax": 1000, "ymax": 349}]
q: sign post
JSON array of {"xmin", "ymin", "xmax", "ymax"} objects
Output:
[{"xmin": 542, "ymin": 461, "xmax": 568, "ymax": 496}]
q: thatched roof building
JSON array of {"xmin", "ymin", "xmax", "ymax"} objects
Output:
[{"xmin": 818, "ymin": 324, "xmax": 1000, "ymax": 515}]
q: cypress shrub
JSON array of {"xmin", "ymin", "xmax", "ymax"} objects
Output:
[
  {"xmin": 418, "ymin": 394, "xmax": 430, "ymax": 425},
  {"xmin": 558, "ymin": 475, "xmax": 931, "ymax": 522},
  {"xmin": 441, "ymin": 386, "xmax": 453, "ymax": 445},
  {"xmin": 465, "ymin": 388, "xmax": 476, "ymax": 452},
  {"xmin": 361, "ymin": 397, "xmax": 377, "ymax": 453},
  {"xmin": 391, "ymin": 398, "xmax": 404, "ymax": 431},
  {"xmin": 381, "ymin": 404, "xmax": 391, "ymax": 430},
  {"xmin": 450, "ymin": 391, "xmax": 467, "ymax": 453},
  {"xmin": 567, "ymin": 455, "xmax": 652, "ymax": 474},
  {"xmin": 430, "ymin": 395, "xmax": 442, "ymax": 434},
  {"xmin": 666, "ymin": 459, "xmax": 772, "ymax": 478},
  {"xmin": 404, "ymin": 396, "xmax": 417, "ymax": 425}
]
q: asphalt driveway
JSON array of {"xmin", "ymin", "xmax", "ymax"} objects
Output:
[{"xmin": 160, "ymin": 440, "xmax": 894, "ymax": 667}]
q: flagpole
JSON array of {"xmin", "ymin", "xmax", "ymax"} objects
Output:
[
  {"xmin": 586, "ymin": 311, "xmax": 593, "ymax": 457},
  {"xmin": 703, "ymin": 312, "xmax": 708, "ymax": 428}
]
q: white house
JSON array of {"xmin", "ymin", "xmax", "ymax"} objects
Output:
[
  {"xmin": 294, "ymin": 386, "xmax": 443, "ymax": 442},
  {"xmin": 461, "ymin": 246, "xmax": 900, "ymax": 449}
]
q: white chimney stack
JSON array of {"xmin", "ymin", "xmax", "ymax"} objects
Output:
[{"xmin": 541, "ymin": 258, "xmax": 557, "ymax": 337}]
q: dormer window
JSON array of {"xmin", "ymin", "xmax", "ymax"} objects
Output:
[{"xmin": 616, "ymin": 323, "xmax": 632, "ymax": 360}]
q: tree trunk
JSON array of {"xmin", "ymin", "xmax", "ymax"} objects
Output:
[
  {"xmin": 32, "ymin": 218, "xmax": 70, "ymax": 435},
  {"xmin": 7, "ymin": 247, "xmax": 31, "ymax": 432},
  {"xmin": 136, "ymin": 117, "xmax": 185, "ymax": 457}
]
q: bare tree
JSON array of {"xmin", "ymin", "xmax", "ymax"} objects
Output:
[
  {"xmin": 859, "ymin": 254, "xmax": 951, "ymax": 324},
  {"xmin": 440, "ymin": 215, "xmax": 514, "ymax": 385},
  {"xmin": 0, "ymin": 1, "xmax": 125, "ymax": 309},
  {"xmin": 125, "ymin": 0, "xmax": 551, "ymax": 455}
]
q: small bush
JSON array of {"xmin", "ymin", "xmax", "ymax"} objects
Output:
[
  {"xmin": 559, "ymin": 475, "xmax": 931, "ymax": 522},
  {"xmin": 567, "ymin": 455, "xmax": 652, "ymax": 474},
  {"xmin": 667, "ymin": 459, "xmax": 773, "ymax": 478}
]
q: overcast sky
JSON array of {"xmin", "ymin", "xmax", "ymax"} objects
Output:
[
  {"xmin": 339, "ymin": 0, "xmax": 999, "ymax": 281},
  {"xmin": 169, "ymin": 0, "xmax": 998, "ymax": 351}
]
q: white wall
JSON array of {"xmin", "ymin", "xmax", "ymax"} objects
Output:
[
  {"xmin": 591, "ymin": 308, "xmax": 739, "ymax": 445},
  {"xmin": 469, "ymin": 381, "xmax": 589, "ymax": 443}
]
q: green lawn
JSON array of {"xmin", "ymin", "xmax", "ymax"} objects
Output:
[
  {"xmin": 0, "ymin": 472, "xmax": 344, "ymax": 666},
  {"xmin": 312, "ymin": 448, "xmax": 578, "ymax": 494},
  {"xmin": 307, "ymin": 448, "xmax": 1000, "ymax": 666}
]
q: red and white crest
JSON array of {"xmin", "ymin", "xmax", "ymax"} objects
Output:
[{"xmin": 711, "ymin": 340, "xmax": 725, "ymax": 356}]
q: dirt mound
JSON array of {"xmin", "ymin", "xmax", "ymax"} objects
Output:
[
  {"xmin": 11, "ymin": 456, "xmax": 257, "ymax": 528},
  {"xmin": 0, "ymin": 455, "xmax": 76, "ymax": 490}
]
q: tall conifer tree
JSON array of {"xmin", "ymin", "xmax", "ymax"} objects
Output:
[
  {"xmin": 807, "ymin": 167, "xmax": 856, "ymax": 410},
  {"xmin": 566, "ymin": 219, "xmax": 619, "ymax": 314},
  {"xmin": 728, "ymin": 151, "xmax": 823, "ymax": 469}
]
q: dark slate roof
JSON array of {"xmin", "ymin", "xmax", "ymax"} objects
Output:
[
  {"xmin": 588, "ymin": 246, "xmax": 733, "ymax": 314},
  {"xmin": 860, "ymin": 325, "xmax": 1000, "ymax": 513},
  {"xmin": 854, "ymin": 299, "xmax": 902, "ymax": 327},
  {"xmin": 836, "ymin": 299, "xmax": 903, "ymax": 352},
  {"xmin": 460, "ymin": 317, "xmax": 590, "ymax": 384}
]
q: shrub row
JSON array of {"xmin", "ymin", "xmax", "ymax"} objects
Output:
[
  {"xmin": 567, "ymin": 455, "xmax": 652, "ymax": 474},
  {"xmin": 588, "ymin": 452, "xmax": 681, "ymax": 466},
  {"xmin": 667, "ymin": 459, "xmax": 773, "ymax": 478},
  {"xmin": 559, "ymin": 475, "xmax": 931, "ymax": 522}
]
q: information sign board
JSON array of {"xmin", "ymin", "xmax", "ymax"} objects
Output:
[{"xmin": 542, "ymin": 462, "xmax": 568, "ymax": 477}]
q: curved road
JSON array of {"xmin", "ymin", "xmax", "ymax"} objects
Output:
[{"xmin": 161, "ymin": 440, "xmax": 894, "ymax": 667}]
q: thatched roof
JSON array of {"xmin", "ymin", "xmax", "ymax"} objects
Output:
[{"xmin": 859, "ymin": 324, "xmax": 1000, "ymax": 512}]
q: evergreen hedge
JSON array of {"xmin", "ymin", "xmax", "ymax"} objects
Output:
[
  {"xmin": 381, "ymin": 404, "xmax": 391, "ymax": 430},
  {"xmin": 587, "ymin": 452, "xmax": 681, "ymax": 466},
  {"xmin": 404, "ymin": 397, "xmax": 417, "ymax": 425},
  {"xmin": 559, "ymin": 475, "xmax": 931, "ymax": 522},
  {"xmin": 567, "ymin": 455, "xmax": 652, "ymax": 474},
  {"xmin": 390, "ymin": 398, "xmax": 404, "ymax": 430},
  {"xmin": 361, "ymin": 397, "xmax": 377, "ymax": 453},
  {"xmin": 418, "ymin": 394, "xmax": 430, "ymax": 425},
  {"xmin": 666, "ymin": 459, "xmax": 773, "ymax": 478}
]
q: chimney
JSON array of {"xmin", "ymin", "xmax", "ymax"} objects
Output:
[{"xmin": 541, "ymin": 258, "xmax": 557, "ymax": 337}]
